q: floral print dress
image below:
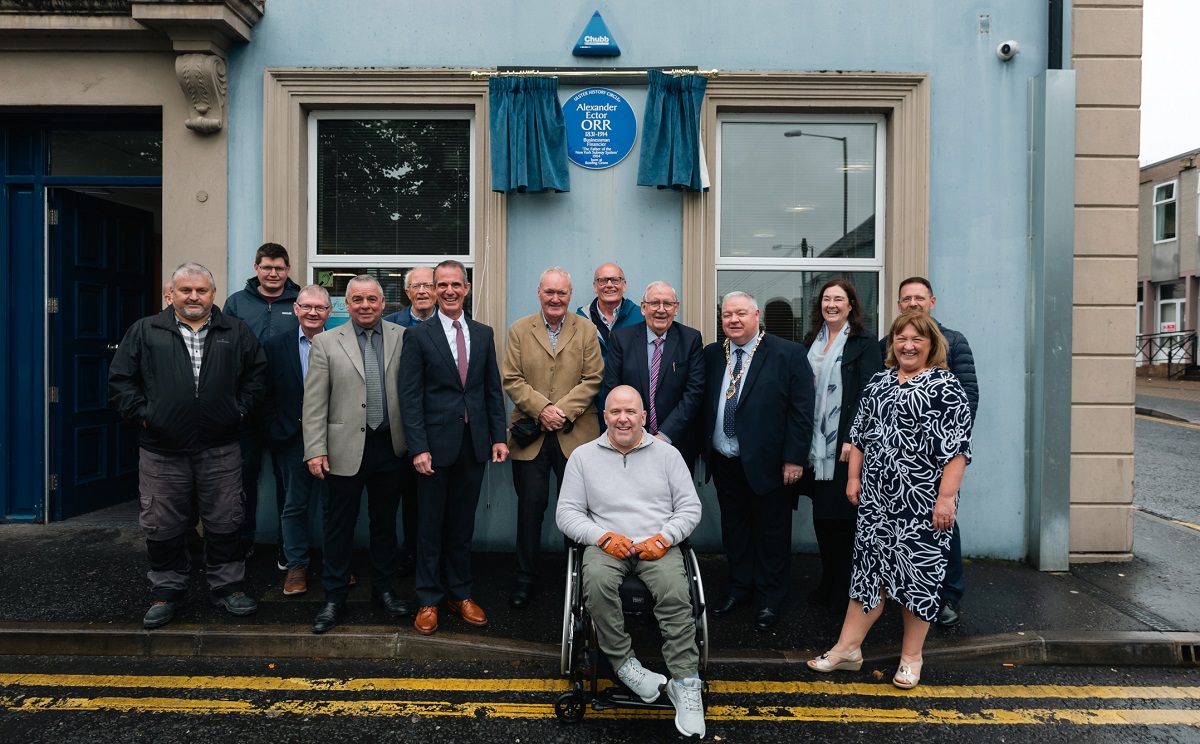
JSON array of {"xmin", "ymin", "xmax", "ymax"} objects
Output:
[{"xmin": 848, "ymin": 367, "xmax": 973, "ymax": 622}]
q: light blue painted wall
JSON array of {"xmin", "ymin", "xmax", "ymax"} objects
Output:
[{"xmin": 228, "ymin": 1, "xmax": 1049, "ymax": 560}]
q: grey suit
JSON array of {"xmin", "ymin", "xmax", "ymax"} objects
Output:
[{"xmin": 302, "ymin": 319, "xmax": 407, "ymax": 601}]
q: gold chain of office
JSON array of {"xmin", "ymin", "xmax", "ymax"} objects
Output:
[{"xmin": 723, "ymin": 331, "xmax": 766, "ymax": 399}]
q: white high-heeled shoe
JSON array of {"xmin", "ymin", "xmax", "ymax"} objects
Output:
[{"xmin": 893, "ymin": 658, "xmax": 923, "ymax": 689}]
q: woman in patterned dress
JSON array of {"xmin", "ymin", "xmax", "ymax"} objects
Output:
[
  {"xmin": 799, "ymin": 279, "xmax": 883, "ymax": 608},
  {"xmin": 806, "ymin": 310, "xmax": 972, "ymax": 689}
]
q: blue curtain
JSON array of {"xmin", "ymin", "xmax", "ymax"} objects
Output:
[
  {"xmin": 489, "ymin": 77, "xmax": 570, "ymax": 194},
  {"xmin": 637, "ymin": 70, "xmax": 709, "ymax": 192}
]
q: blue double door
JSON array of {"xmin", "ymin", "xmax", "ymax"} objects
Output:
[{"xmin": 1, "ymin": 120, "xmax": 160, "ymax": 521}]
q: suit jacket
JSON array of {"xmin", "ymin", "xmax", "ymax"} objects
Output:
[
  {"xmin": 603, "ymin": 321, "xmax": 705, "ymax": 464},
  {"xmin": 262, "ymin": 329, "xmax": 308, "ymax": 447},
  {"xmin": 399, "ymin": 315, "xmax": 507, "ymax": 466},
  {"xmin": 501, "ymin": 312, "xmax": 603, "ymax": 460},
  {"xmin": 702, "ymin": 332, "xmax": 816, "ymax": 496},
  {"xmin": 302, "ymin": 320, "xmax": 406, "ymax": 476}
]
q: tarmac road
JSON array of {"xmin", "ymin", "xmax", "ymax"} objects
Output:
[
  {"xmin": 1, "ymin": 655, "xmax": 1199, "ymax": 743},
  {"xmin": 1135, "ymin": 414, "xmax": 1200, "ymax": 527}
]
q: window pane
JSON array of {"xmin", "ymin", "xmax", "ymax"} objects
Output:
[
  {"xmin": 720, "ymin": 122, "xmax": 877, "ymax": 259},
  {"xmin": 1155, "ymin": 183, "xmax": 1174, "ymax": 202},
  {"xmin": 317, "ymin": 118, "xmax": 470, "ymax": 256},
  {"xmin": 48, "ymin": 130, "xmax": 162, "ymax": 176},
  {"xmin": 1156, "ymin": 201, "xmax": 1176, "ymax": 240},
  {"xmin": 313, "ymin": 266, "xmax": 472, "ymax": 323},
  {"xmin": 716, "ymin": 270, "xmax": 880, "ymax": 345}
]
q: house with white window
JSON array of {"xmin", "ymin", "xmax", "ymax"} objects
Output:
[
  {"xmin": 1137, "ymin": 149, "xmax": 1199, "ymax": 371},
  {"xmin": 0, "ymin": 1, "xmax": 1142, "ymax": 566}
]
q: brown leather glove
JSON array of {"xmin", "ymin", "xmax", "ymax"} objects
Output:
[
  {"xmin": 633, "ymin": 533, "xmax": 671, "ymax": 561},
  {"xmin": 597, "ymin": 531, "xmax": 635, "ymax": 560}
]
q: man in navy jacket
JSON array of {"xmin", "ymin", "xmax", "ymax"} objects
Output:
[
  {"xmin": 603, "ymin": 281, "xmax": 704, "ymax": 472},
  {"xmin": 703, "ymin": 291, "xmax": 814, "ymax": 632}
]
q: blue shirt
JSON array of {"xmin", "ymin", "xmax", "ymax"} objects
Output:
[{"xmin": 711, "ymin": 337, "xmax": 757, "ymax": 458}]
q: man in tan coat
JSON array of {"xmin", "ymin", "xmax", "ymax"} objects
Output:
[{"xmin": 502, "ymin": 267, "xmax": 603, "ymax": 609}]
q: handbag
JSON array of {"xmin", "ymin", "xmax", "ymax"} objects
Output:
[{"xmin": 509, "ymin": 417, "xmax": 541, "ymax": 447}]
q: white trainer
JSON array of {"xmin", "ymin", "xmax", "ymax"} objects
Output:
[
  {"xmin": 615, "ymin": 658, "xmax": 666, "ymax": 703},
  {"xmin": 667, "ymin": 676, "xmax": 706, "ymax": 739}
]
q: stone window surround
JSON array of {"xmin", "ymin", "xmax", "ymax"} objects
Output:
[{"xmin": 263, "ymin": 68, "xmax": 929, "ymax": 335}]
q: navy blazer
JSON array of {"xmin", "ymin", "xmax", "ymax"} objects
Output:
[
  {"xmin": 398, "ymin": 315, "xmax": 507, "ymax": 466},
  {"xmin": 702, "ymin": 332, "xmax": 816, "ymax": 496},
  {"xmin": 261, "ymin": 328, "xmax": 308, "ymax": 446},
  {"xmin": 604, "ymin": 321, "xmax": 705, "ymax": 465}
]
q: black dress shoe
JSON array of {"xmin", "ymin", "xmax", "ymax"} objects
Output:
[
  {"xmin": 371, "ymin": 590, "xmax": 415, "ymax": 617},
  {"xmin": 711, "ymin": 595, "xmax": 745, "ymax": 618},
  {"xmin": 935, "ymin": 600, "xmax": 961, "ymax": 628},
  {"xmin": 312, "ymin": 601, "xmax": 344, "ymax": 634},
  {"xmin": 509, "ymin": 582, "xmax": 534, "ymax": 610},
  {"xmin": 754, "ymin": 607, "xmax": 780, "ymax": 631}
]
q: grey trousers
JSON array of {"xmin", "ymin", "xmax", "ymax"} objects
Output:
[
  {"xmin": 581, "ymin": 545, "xmax": 699, "ymax": 681},
  {"xmin": 139, "ymin": 443, "xmax": 245, "ymax": 600}
]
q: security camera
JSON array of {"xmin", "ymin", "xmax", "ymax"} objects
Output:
[{"xmin": 997, "ymin": 40, "xmax": 1019, "ymax": 61}]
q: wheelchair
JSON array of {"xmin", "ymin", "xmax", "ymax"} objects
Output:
[{"xmin": 554, "ymin": 539, "xmax": 709, "ymax": 723}]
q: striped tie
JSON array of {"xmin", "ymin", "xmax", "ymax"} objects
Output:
[
  {"xmin": 648, "ymin": 337, "xmax": 663, "ymax": 434},
  {"xmin": 363, "ymin": 328, "xmax": 384, "ymax": 429}
]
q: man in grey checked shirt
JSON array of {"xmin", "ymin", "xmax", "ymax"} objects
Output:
[{"xmin": 109, "ymin": 262, "xmax": 267, "ymax": 630}]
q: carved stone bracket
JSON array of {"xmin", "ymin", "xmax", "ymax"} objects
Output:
[{"xmin": 175, "ymin": 52, "xmax": 227, "ymax": 134}]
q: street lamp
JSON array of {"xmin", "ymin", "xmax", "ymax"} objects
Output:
[{"xmin": 784, "ymin": 129, "xmax": 848, "ymax": 240}]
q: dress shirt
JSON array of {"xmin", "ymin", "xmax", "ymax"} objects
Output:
[
  {"xmin": 352, "ymin": 319, "xmax": 389, "ymax": 432},
  {"xmin": 711, "ymin": 337, "xmax": 757, "ymax": 458},
  {"xmin": 542, "ymin": 313, "xmax": 564, "ymax": 351},
  {"xmin": 437, "ymin": 310, "xmax": 471, "ymax": 367},
  {"xmin": 298, "ymin": 326, "xmax": 314, "ymax": 380},
  {"xmin": 646, "ymin": 326, "xmax": 673, "ymax": 444},
  {"xmin": 174, "ymin": 312, "xmax": 212, "ymax": 392}
]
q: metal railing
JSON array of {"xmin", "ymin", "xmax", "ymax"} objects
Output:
[{"xmin": 1135, "ymin": 330, "xmax": 1198, "ymax": 379}]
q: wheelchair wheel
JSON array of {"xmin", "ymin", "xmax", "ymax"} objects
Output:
[
  {"xmin": 554, "ymin": 691, "xmax": 586, "ymax": 723},
  {"xmin": 561, "ymin": 546, "xmax": 581, "ymax": 676}
]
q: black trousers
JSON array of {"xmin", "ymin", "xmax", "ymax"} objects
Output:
[
  {"xmin": 511, "ymin": 432, "xmax": 567, "ymax": 585},
  {"xmin": 321, "ymin": 428, "xmax": 402, "ymax": 601},
  {"xmin": 414, "ymin": 423, "xmax": 486, "ymax": 607},
  {"xmin": 711, "ymin": 452, "xmax": 793, "ymax": 610},
  {"xmin": 397, "ymin": 454, "xmax": 420, "ymax": 559},
  {"xmin": 238, "ymin": 424, "xmax": 286, "ymax": 544}
]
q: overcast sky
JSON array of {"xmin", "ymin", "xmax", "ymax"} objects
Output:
[{"xmin": 1139, "ymin": 0, "xmax": 1199, "ymax": 165}]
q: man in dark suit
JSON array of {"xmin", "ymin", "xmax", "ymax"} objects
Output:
[
  {"xmin": 303, "ymin": 275, "xmax": 414, "ymax": 634},
  {"xmin": 604, "ymin": 281, "xmax": 704, "ymax": 472},
  {"xmin": 399, "ymin": 260, "xmax": 509, "ymax": 636},
  {"xmin": 703, "ymin": 290, "xmax": 815, "ymax": 631},
  {"xmin": 262, "ymin": 284, "xmax": 332, "ymax": 597}
]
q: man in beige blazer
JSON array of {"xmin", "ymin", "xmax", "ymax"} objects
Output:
[
  {"xmin": 303, "ymin": 275, "xmax": 414, "ymax": 633},
  {"xmin": 502, "ymin": 267, "xmax": 603, "ymax": 609}
]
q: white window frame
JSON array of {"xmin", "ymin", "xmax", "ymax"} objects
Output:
[
  {"xmin": 1153, "ymin": 179, "xmax": 1177, "ymax": 243},
  {"xmin": 713, "ymin": 113, "xmax": 887, "ymax": 328},
  {"xmin": 306, "ymin": 109, "xmax": 476, "ymax": 275}
]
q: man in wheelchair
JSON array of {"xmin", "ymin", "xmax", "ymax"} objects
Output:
[{"xmin": 556, "ymin": 385, "xmax": 706, "ymax": 738}]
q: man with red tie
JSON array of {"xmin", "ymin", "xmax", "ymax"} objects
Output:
[{"xmin": 399, "ymin": 260, "xmax": 509, "ymax": 636}]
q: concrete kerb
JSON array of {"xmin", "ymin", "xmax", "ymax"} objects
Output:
[
  {"xmin": 1135, "ymin": 405, "xmax": 1191, "ymax": 423},
  {"xmin": 1, "ymin": 624, "xmax": 1196, "ymax": 668}
]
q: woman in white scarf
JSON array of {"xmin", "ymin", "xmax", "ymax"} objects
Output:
[{"xmin": 800, "ymin": 279, "xmax": 883, "ymax": 608}]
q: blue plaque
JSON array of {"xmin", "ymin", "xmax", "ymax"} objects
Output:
[{"xmin": 563, "ymin": 87, "xmax": 637, "ymax": 170}]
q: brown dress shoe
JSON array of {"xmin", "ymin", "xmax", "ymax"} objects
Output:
[
  {"xmin": 448, "ymin": 598, "xmax": 488, "ymax": 627},
  {"xmin": 283, "ymin": 568, "xmax": 307, "ymax": 596},
  {"xmin": 414, "ymin": 606, "xmax": 438, "ymax": 635}
]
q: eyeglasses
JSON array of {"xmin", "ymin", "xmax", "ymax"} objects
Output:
[
  {"xmin": 296, "ymin": 304, "xmax": 330, "ymax": 313},
  {"xmin": 594, "ymin": 276, "xmax": 625, "ymax": 285},
  {"xmin": 257, "ymin": 266, "xmax": 288, "ymax": 275},
  {"xmin": 642, "ymin": 300, "xmax": 678, "ymax": 309},
  {"xmin": 408, "ymin": 282, "xmax": 434, "ymax": 290}
]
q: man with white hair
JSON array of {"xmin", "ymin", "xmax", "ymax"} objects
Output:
[{"xmin": 109, "ymin": 262, "xmax": 267, "ymax": 629}]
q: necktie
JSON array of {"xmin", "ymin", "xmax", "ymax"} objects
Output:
[
  {"xmin": 363, "ymin": 328, "xmax": 384, "ymax": 429},
  {"xmin": 722, "ymin": 348, "xmax": 744, "ymax": 438},
  {"xmin": 453, "ymin": 320, "xmax": 469, "ymax": 423},
  {"xmin": 648, "ymin": 337, "xmax": 664, "ymax": 434}
]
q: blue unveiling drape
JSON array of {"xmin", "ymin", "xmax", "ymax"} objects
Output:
[
  {"xmin": 489, "ymin": 77, "xmax": 570, "ymax": 194},
  {"xmin": 637, "ymin": 70, "xmax": 709, "ymax": 192}
]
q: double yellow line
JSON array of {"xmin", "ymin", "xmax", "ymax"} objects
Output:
[{"xmin": 3, "ymin": 674, "xmax": 1200, "ymax": 726}]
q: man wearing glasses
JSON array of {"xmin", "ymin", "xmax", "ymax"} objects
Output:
[
  {"xmin": 576, "ymin": 263, "xmax": 643, "ymax": 426},
  {"xmin": 384, "ymin": 266, "xmax": 439, "ymax": 327},
  {"xmin": 224, "ymin": 243, "xmax": 302, "ymax": 564},
  {"xmin": 262, "ymin": 285, "xmax": 333, "ymax": 596},
  {"xmin": 603, "ymin": 282, "xmax": 705, "ymax": 475}
]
